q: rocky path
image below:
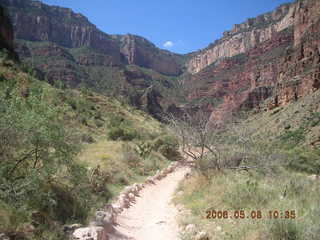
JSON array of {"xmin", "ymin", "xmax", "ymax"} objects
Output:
[{"xmin": 111, "ymin": 166, "xmax": 189, "ymax": 240}]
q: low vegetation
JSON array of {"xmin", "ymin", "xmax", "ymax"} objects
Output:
[
  {"xmin": 172, "ymin": 106, "xmax": 320, "ymax": 240},
  {"xmin": 0, "ymin": 49, "xmax": 179, "ymax": 239}
]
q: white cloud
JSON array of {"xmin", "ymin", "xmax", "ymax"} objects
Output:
[{"xmin": 163, "ymin": 41, "xmax": 174, "ymax": 48}]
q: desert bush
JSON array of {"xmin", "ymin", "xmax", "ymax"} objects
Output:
[
  {"xmin": 107, "ymin": 115, "xmax": 139, "ymax": 141},
  {"xmin": 197, "ymin": 154, "xmax": 221, "ymax": 178},
  {"xmin": 28, "ymin": 182, "xmax": 89, "ymax": 224},
  {"xmin": 141, "ymin": 152, "xmax": 167, "ymax": 175},
  {"xmin": 151, "ymin": 134, "xmax": 181, "ymax": 160},
  {"xmin": 95, "ymin": 119, "xmax": 104, "ymax": 128},
  {"xmin": 280, "ymin": 128, "xmax": 305, "ymax": 147},
  {"xmin": 0, "ymin": 77, "xmax": 94, "ymax": 238},
  {"xmin": 81, "ymin": 133, "xmax": 95, "ymax": 143},
  {"xmin": 309, "ymin": 112, "xmax": 320, "ymax": 127},
  {"xmin": 108, "ymin": 126, "xmax": 138, "ymax": 141},
  {"xmin": 135, "ymin": 142, "xmax": 152, "ymax": 159},
  {"xmin": 286, "ymin": 148, "xmax": 320, "ymax": 174},
  {"xmin": 121, "ymin": 143, "xmax": 142, "ymax": 168}
]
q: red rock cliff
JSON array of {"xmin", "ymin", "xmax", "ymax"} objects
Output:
[
  {"xmin": 185, "ymin": 0, "xmax": 320, "ymax": 125},
  {"xmin": 186, "ymin": 3, "xmax": 295, "ymax": 74}
]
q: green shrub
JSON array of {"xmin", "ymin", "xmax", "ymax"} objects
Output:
[
  {"xmin": 196, "ymin": 154, "xmax": 221, "ymax": 178},
  {"xmin": 151, "ymin": 134, "xmax": 180, "ymax": 160},
  {"xmin": 107, "ymin": 115, "xmax": 140, "ymax": 141},
  {"xmin": 121, "ymin": 143, "xmax": 142, "ymax": 168},
  {"xmin": 287, "ymin": 148, "xmax": 320, "ymax": 174},
  {"xmin": 309, "ymin": 112, "xmax": 320, "ymax": 127},
  {"xmin": 135, "ymin": 142, "xmax": 152, "ymax": 159},
  {"xmin": 141, "ymin": 152, "xmax": 167, "ymax": 175},
  {"xmin": 0, "ymin": 74, "xmax": 95, "ymax": 238},
  {"xmin": 280, "ymin": 128, "xmax": 305, "ymax": 147},
  {"xmin": 27, "ymin": 182, "xmax": 89, "ymax": 224},
  {"xmin": 108, "ymin": 126, "xmax": 139, "ymax": 141}
]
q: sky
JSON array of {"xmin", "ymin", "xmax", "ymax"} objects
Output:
[{"xmin": 41, "ymin": 0, "xmax": 294, "ymax": 54}]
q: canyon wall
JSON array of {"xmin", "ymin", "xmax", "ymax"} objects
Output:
[
  {"xmin": 186, "ymin": 0, "xmax": 320, "ymax": 125},
  {"xmin": 2, "ymin": 0, "xmax": 319, "ymax": 124},
  {"xmin": 0, "ymin": 0, "xmax": 185, "ymax": 119},
  {"xmin": 187, "ymin": 3, "xmax": 295, "ymax": 74},
  {"xmin": 2, "ymin": 0, "xmax": 184, "ymax": 76}
]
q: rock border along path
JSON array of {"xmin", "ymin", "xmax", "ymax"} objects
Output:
[{"xmin": 72, "ymin": 161, "xmax": 189, "ymax": 240}]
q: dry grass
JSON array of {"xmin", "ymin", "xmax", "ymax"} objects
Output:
[{"xmin": 175, "ymin": 168, "xmax": 320, "ymax": 240}]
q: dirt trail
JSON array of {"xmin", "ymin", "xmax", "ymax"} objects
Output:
[{"xmin": 110, "ymin": 166, "xmax": 189, "ymax": 240}]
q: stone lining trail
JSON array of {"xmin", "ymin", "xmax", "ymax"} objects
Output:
[
  {"xmin": 112, "ymin": 166, "xmax": 189, "ymax": 240},
  {"xmin": 73, "ymin": 162, "xmax": 191, "ymax": 240}
]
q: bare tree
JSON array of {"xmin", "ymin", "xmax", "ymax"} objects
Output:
[
  {"xmin": 167, "ymin": 110, "xmax": 223, "ymax": 175},
  {"xmin": 167, "ymin": 109, "xmax": 278, "ymax": 176}
]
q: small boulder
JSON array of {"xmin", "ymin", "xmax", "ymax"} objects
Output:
[
  {"xmin": 146, "ymin": 177, "xmax": 155, "ymax": 184},
  {"xmin": 215, "ymin": 226, "xmax": 222, "ymax": 232},
  {"xmin": 128, "ymin": 193, "xmax": 135, "ymax": 202},
  {"xmin": 185, "ymin": 224, "xmax": 196, "ymax": 234},
  {"xmin": 0, "ymin": 233, "xmax": 9, "ymax": 240},
  {"xmin": 94, "ymin": 211, "xmax": 113, "ymax": 227},
  {"xmin": 195, "ymin": 231, "xmax": 209, "ymax": 240},
  {"xmin": 72, "ymin": 226, "xmax": 104, "ymax": 240},
  {"xmin": 63, "ymin": 223, "xmax": 82, "ymax": 233},
  {"xmin": 177, "ymin": 191, "xmax": 183, "ymax": 196},
  {"xmin": 111, "ymin": 204, "xmax": 123, "ymax": 214},
  {"xmin": 309, "ymin": 174, "xmax": 320, "ymax": 180}
]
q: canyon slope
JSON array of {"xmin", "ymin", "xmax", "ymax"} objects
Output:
[
  {"xmin": 1, "ymin": 0, "xmax": 187, "ymax": 120},
  {"xmin": 185, "ymin": 0, "xmax": 320, "ymax": 125},
  {"xmin": 1, "ymin": 0, "xmax": 320, "ymax": 126}
]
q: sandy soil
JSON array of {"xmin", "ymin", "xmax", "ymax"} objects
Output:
[{"xmin": 110, "ymin": 166, "xmax": 189, "ymax": 240}]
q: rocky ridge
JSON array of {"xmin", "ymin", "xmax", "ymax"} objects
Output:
[
  {"xmin": 185, "ymin": 0, "xmax": 320, "ymax": 125},
  {"xmin": 186, "ymin": 3, "xmax": 295, "ymax": 74},
  {"xmin": 0, "ymin": 0, "xmax": 185, "ymax": 119},
  {"xmin": 3, "ymin": 0, "xmax": 184, "ymax": 76}
]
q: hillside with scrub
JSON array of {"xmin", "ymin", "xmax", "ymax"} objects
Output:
[
  {"xmin": 172, "ymin": 92, "xmax": 320, "ymax": 239},
  {"xmin": 0, "ymin": 46, "xmax": 180, "ymax": 239}
]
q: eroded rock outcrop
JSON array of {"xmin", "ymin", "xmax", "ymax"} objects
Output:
[
  {"xmin": 186, "ymin": 3, "xmax": 295, "ymax": 74},
  {"xmin": 186, "ymin": 0, "xmax": 320, "ymax": 125},
  {"xmin": 117, "ymin": 34, "xmax": 183, "ymax": 76},
  {"xmin": 3, "ymin": 0, "xmax": 184, "ymax": 76},
  {"xmin": 3, "ymin": 0, "xmax": 121, "ymax": 65},
  {"xmin": 1, "ymin": 0, "xmax": 185, "ymax": 118}
]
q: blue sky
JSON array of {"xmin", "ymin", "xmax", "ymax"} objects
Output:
[{"xmin": 42, "ymin": 0, "xmax": 293, "ymax": 54}]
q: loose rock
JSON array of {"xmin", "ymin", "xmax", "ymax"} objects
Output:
[
  {"xmin": 195, "ymin": 231, "xmax": 209, "ymax": 240},
  {"xmin": 185, "ymin": 224, "xmax": 196, "ymax": 234},
  {"xmin": 72, "ymin": 226, "xmax": 104, "ymax": 240}
]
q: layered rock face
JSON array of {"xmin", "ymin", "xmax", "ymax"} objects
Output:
[
  {"xmin": 116, "ymin": 34, "xmax": 183, "ymax": 76},
  {"xmin": 186, "ymin": 0, "xmax": 320, "ymax": 125},
  {"xmin": 186, "ymin": 3, "xmax": 295, "ymax": 74},
  {"xmin": 3, "ymin": 0, "xmax": 121, "ymax": 65},
  {"xmin": 3, "ymin": 0, "xmax": 184, "ymax": 75},
  {"xmin": 1, "ymin": 0, "xmax": 185, "ymax": 119},
  {"xmin": 2, "ymin": 0, "xmax": 319, "ymax": 123},
  {"xmin": 268, "ymin": 0, "xmax": 320, "ymax": 109}
]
